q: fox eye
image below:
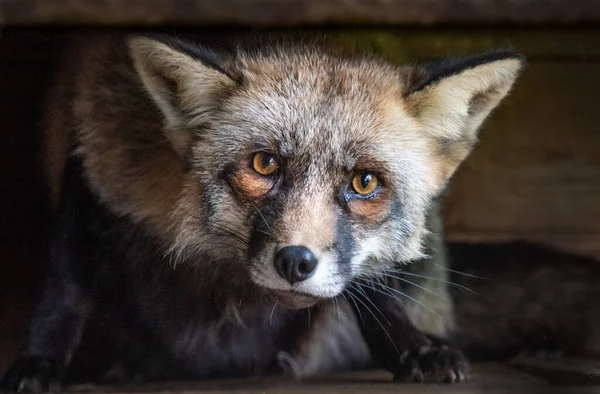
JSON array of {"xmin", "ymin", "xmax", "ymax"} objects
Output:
[
  {"xmin": 252, "ymin": 152, "xmax": 279, "ymax": 176},
  {"xmin": 351, "ymin": 172, "xmax": 379, "ymax": 196}
]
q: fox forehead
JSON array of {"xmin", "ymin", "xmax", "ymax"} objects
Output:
[{"xmin": 207, "ymin": 53, "xmax": 426, "ymax": 173}]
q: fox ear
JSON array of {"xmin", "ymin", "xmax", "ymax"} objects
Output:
[
  {"xmin": 128, "ymin": 35, "xmax": 237, "ymax": 154},
  {"xmin": 404, "ymin": 51, "xmax": 524, "ymax": 176}
]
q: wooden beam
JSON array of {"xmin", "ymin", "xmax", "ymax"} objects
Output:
[{"xmin": 1, "ymin": 0, "xmax": 600, "ymax": 27}]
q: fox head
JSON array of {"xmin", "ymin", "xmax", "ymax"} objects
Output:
[{"xmin": 106, "ymin": 34, "xmax": 523, "ymax": 308}]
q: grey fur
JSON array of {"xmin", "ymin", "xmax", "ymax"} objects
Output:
[{"xmin": 1, "ymin": 30, "xmax": 524, "ymax": 392}]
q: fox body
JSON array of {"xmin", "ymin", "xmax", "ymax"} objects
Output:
[{"xmin": 1, "ymin": 30, "xmax": 524, "ymax": 392}]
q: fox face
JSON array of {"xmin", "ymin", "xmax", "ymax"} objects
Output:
[{"xmin": 80, "ymin": 34, "xmax": 522, "ymax": 309}]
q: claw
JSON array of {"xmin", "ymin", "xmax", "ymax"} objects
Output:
[{"xmin": 393, "ymin": 345, "xmax": 469, "ymax": 384}]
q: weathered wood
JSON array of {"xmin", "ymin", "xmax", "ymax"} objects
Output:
[
  {"xmin": 509, "ymin": 353, "xmax": 600, "ymax": 385},
  {"xmin": 329, "ymin": 28, "xmax": 600, "ymax": 60},
  {"xmin": 65, "ymin": 365, "xmax": 551, "ymax": 393},
  {"xmin": 443, "ymin": 62, "xmax": 600, "ymax": 259},
  {"xmin": 1, "ymin": 0, "xmax": 600, "ymax": 26}
]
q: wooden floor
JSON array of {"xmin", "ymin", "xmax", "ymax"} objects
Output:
[{"xmin": 60, "ymin": 361, "xmax": 600, "ymax": 394}]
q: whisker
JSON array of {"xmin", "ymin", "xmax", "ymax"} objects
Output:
[
  {"xmin": 354, "ymin": 279, "xmax": 406, "ymax": 310},
  {"xmin": 343, "ymin": 292, "xmax": 364, "ymax": 326},
  {"xmin": 378, "ymin": 272, "xmax": 447, "ymax": 301},
  {"xmin": 361, "ymin": 280, "xmax": 442, "ymax": 320},
  {"xmin": 349, "ymin": 282, "xmax": 392, "ymax": 326},
  {"xmin": 254, "ymin": 228, "xmax": 273, "ymax": 238},
  {"xmin": 250, "ymin": 202, "xmax": 273, "ymax": 233},
  {"xmin": 432, "ymin": 262, "xmax": 491, "ymax": 280},
  {"xmin": 348, "ymin": 283, "xmax": 400, "ymax": 357},
  {"xmin": 269, "ymin": 301, "xmax": 278, "ymax": 326},
  {"xmin": 375, "ymin": 268, "xmax": 478, "ymax": 295}
]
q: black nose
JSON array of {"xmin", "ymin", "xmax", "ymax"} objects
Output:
[{"xmin": 274, "ymin": 246, "xmax": 318, "ymax": 285}]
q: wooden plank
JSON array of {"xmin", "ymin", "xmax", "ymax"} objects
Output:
[
  {"xmin": 327, "ymin": 28, "xmax": 600, "ymax": 61},
  {"xmin": 446, "ymin": 233, "xmax": 600, "ymax": 260},
  {"xmin": 509, "ymin": 354, "xmax": 600, "ymax": 385},
  {"xmin": 443, "ymin": 61, "xmax": 600, "ymax": 257},
  {"xmin": 66, "ymin": 365, "xmax": 551, "ymax": 393},
  {"xmin": 1, "ymin": 0, "xmax": 600, "ymax": 27}
]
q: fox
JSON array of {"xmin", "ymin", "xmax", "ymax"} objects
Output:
[{"xmin": 0, "ymin": 29, "xmax": 525, "ymax": 392}]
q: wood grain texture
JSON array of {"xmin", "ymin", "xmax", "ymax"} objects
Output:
[
  {"xmin": 58, "ymin": 365, "xmax": 600, "ymax": 393},
  {"xmin": 443, "ymin": 62, "xmax": 600, "ymax": 259},
  {"xmin": 65, "ymin": 365, "xmax": 551, "ymax": 393},
  {"xmin": 1, "ymin": 0, "xmax": 600, "ymax": 26}
]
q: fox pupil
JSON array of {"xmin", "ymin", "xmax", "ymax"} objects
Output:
[
  {"xmin": 262, "ymin": 155, "xmax": 274, "ymax": 169},
  {"xmin": 360, "ymin": 173, "xmax": 372, "ymax": 188}
]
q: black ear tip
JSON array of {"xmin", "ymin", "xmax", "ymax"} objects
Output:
[
  {"xmin": 406, "ymin": 49, "xmax": 526, "ymax": 94},
  {"xmin": 481, "ymin": 49, "xmax": 526, "ymax": 66},
  {"xmin": 425, "ymin": 49, "xmax": 526, "ymax": 73},
  {"xmin": 471, "ymin": 50, "xmax": 527, "ymax": 75}
]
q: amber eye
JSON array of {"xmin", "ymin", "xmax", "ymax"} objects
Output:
[
  {"xmin": 252, "ymin": 152, "xmax": 279, "ymax": 175},
  {"xmin": 351, "ymin": 172, "xmax": 379, "ymax": 196}
]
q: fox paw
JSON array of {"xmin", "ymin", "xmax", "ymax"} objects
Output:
[
  {"xmin": 0, "ymin": 357, "xmax": 63, "ymax": 393},
  {"xmin": 393, "ymin": 344, "xmax": 469, "ymax": 384}
]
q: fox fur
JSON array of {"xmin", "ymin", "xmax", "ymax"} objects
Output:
[{"xmin": 1, "ymin": 29, "xmax": 528, "ymax": 392}]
